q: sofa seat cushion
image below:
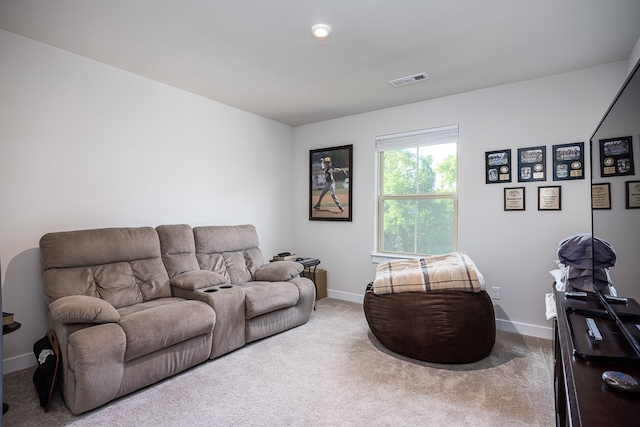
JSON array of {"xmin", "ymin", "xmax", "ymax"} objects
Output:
[
  {"xmin": 240, "ymin": 282, "xmax": 300, "ymax": 320},
  {"xmin": 118, "ymin": 298, "xmax": 215, "ymax": 362}
]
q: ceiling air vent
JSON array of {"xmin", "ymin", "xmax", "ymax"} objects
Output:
[{"xmin": 388, "ymin": 72, "xmax": 429, "ymax": 88}]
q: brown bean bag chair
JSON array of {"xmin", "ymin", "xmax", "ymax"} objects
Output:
[{"xmin": 363, "ymin": 284, "xmax": 496, "ymax": 364}]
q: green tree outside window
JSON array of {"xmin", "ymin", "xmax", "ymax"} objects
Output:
[{"xmin": 379, "ymin": 142, "xmax": 457, "ymax": 255}]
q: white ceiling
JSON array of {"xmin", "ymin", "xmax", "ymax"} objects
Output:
[{"xmin": 1, "ymin": 0, "xmax": 640, "ymax": 127}]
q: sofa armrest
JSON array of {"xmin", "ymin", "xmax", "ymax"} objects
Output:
[
  {"xmin": 170, "ymin": 270, "xmax": 228, "ymax": 290},
  {"xmin": 49, "ymin": 295, "xmax": 121, "ymax": 324},
  {"xmin": 254, "ymin": 261, "xmax": 303, "ymax": 282},
  {"xmin": 67, "ymin": 323, "xmax": 126, "ymax": 414}
]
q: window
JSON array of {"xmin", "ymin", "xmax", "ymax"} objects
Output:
[{"xmin": 375, "ymin": 125, "xmax": 458, "ymax": 257}]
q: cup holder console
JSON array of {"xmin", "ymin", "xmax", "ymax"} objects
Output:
[{"xmin": 202, "ymin": 284, "xmax": 234, "ymax": 293}]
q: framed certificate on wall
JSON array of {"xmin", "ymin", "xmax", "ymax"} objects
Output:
[
  {"xmin": 504, "ymin": 187, "xmax": 525, "ymax": 211},
  {"xmin": 538, "ymin": 186, "xmax": 561, "ymax": 210},
  {"xmin": 626, "ymin": 181, "xmax": 640, "ymax": 208},
  {"xmin": 592, "ymin": 183, "xmax": 611, "ymax": 209}
]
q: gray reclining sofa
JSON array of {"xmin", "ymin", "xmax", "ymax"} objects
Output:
[{"xmin": 39, "ymin": 224, "xmax": 315, "ymax": 414}]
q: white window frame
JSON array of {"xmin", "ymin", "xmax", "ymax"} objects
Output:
[{"xmin": 373, "ymin": 125, "xmax": 459, "ymax": 263}]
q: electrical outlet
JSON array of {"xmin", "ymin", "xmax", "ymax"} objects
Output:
[{"xmin": 491, "ymin": 286, "xmax": 501, "ymax": 300}]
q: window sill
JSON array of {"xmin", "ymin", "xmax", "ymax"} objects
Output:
[{"xmin": 370, "ymin": 252, "xmax": 423, "ymax": 264}]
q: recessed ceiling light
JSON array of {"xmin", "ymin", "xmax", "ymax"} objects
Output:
[{"xmin": 311, "ymin": 24, "xmax": 331, "ymax": 41}]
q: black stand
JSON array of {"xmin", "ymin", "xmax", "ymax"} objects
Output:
[
  {"xmin": 3, "ymin": 321, "xmax": 22, "ymax": 414},
  {"xmin": 297, "ymin": 258, "xmax": 321, "ymax": 308}
]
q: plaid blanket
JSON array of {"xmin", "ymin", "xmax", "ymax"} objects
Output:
[{"xmin": 372, "ymin": 252, "xmax": 485, "ymax": 295}]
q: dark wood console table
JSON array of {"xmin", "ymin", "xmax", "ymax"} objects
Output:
[{"xmin": 554, "ymin": 290, "xmax": 640, "ymax": 426}]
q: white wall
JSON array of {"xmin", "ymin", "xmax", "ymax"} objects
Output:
[
  {"xmin": 629, "ymin": 36, "xmax": 640, "ymax": 75},
  {"xmin": 0, "ymin": 27, "xmax": 632, "ymax": 374},
  {"xmin": 0, "ymin": 30, "xmax": 294, "ymax": 373},
  {"xmin": 291, "ymin": 61, "xmax": 628, "ymax": 338}
]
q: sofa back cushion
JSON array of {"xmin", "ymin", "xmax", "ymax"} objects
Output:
[
  {"xmin": 193, "ymin": 225, "xmax": 264, "ymax": 284},
  {"xmin": 156, "ymin": 224, "xmax": 200, "ymax": 279},
  {"xmin": 40, "ymin": 227, "xmax": 171, "ymax": 307}
]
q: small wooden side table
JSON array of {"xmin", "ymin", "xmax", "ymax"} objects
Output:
[{"xmin": 3, "ymin": 321, "xmax": 21, "ymax": 335}]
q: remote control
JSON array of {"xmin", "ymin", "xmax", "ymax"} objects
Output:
[
  {"xmin": 587, "ymin": 318, "xmax": 603, "ymax": 341},
  {"xmin": 604, "ymin": 295, "xmax": 628, "ymax": 304},
  {"xmin": 565, "ymin": 291, "xmax": 587, "ymax": 299},
  {"xmin": 602, "ymin": 371, "xmax": 640, "ymax": 392}
]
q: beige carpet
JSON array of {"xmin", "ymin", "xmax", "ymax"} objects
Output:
[{"xmin": 2, "ymin": 298, "xmax": 554, "ymax": 426}]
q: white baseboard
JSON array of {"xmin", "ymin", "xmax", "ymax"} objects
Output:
[
  {"xmin": 327, "ymin": 289, "xmax": 364, "ymax": 304},
  {"xmin": 3, "ymin": 352, "xmax": 36, "ymax": 375},
  {"xmin": 496, "ymin": 318, "xmax": 553, "ymax": 340},
  {"xmin": 328, "ymin": 290, "xmax": 553, "ymax": 340}
]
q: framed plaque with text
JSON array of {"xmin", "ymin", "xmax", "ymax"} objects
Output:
[
  {"xmin": 592, "ymin": 183, "xmax": 611, "ymax": 209},
  {"xmin": 626, "ymin": 181, "xmax": 640, "ymax": 209},
  {"xmin": 504, "ymin": 187, "xmax": 525, "ymax": 211},
  {"xmin": 538, "ymin": 186, "xmax": 561, "ymax": 210}
]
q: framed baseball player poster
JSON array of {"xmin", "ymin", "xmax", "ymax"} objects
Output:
[{"xmin": 309, "ymin": 144, "xmax": 352, "ymax": 221}]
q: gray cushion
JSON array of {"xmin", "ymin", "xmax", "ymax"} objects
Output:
[
  {"xmin": 241, "ymin": 282, "xmax": 300, "ymax": 319},
  {"xmin": 194, "ymin": 225, "xmax": 259, "ymax": 253},
  {"xmin": 193, "ymin": 225, "xmax": 265, "ymax": 284},
  {"xmin": 156, "ymin": 224, "xmax": 200, "ymax": 279},
  {"xmin": 49, "ymin": 295, "xmax": 121, "ymax": 324},
  {"xmin": 119, "ymin": 299, "xmax": 215, "ymax": 362},
  {"xmin": 170, "ymin": 270, "xmax": 228, "ymax": 290},
  {"xmin": 39, "ymin": 227, "xmax": 171, "ymax": 306},
  {"xmin": 254, "ymin": 261, "xmax": 303, "ymax": 281},
  {"xmin": 40, "ymin": 227, "xmax": 161, "ymax": 270}
]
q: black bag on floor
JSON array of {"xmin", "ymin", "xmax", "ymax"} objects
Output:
[{"xmin": 32, "ymin": 330, "xmax": 60, "ymax": 412}]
